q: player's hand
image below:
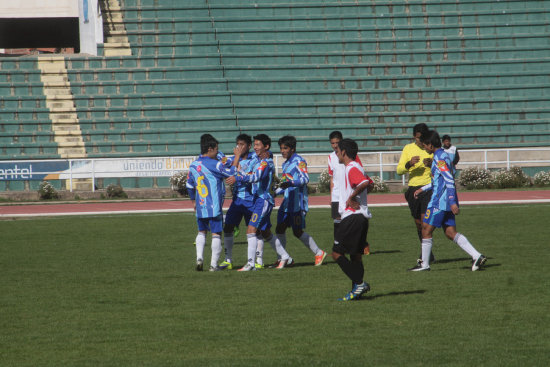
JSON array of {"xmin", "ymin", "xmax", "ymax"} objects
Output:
[
  {"xmin": 414, "ymin": 188, "xmax": 423, "ymax": 199},
  {"xmin": 233, "ymin": 144, "xmax": 246, "ymax": 157},
  {"xmin": 410, "ymin": 156, "xmax": 420, "ymax": 166},
  {"xmin": 423, "ymin": 158, "xmax": 433, "ymax": 167},
  {"xmin": 279, "ymin": 181, "xmax": 291, "ymax": 190},
  {"xmin": 451, "ymin": 204, "xmax": 460, "ymax": 215},
  {"xmin": 346, "ymin": 197, "xmax": 360, "ymax": 210},
  {"xmin": 225, "ymin": 176, "xmax": 236, "ymax": 185}
]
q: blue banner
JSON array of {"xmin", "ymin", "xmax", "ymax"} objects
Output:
[{"xmin": 0, "ymin": 161, "xmax": 70, "ymax": 181}]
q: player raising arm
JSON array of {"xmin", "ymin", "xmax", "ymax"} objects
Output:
[{"xmin": 186, "ymin": 134, "xmax": 245, "ymax": 271}]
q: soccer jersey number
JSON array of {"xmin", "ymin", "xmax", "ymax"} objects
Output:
[{"xmin": 197, "ymin": 176, "xmax": 209, "ymax": 198}]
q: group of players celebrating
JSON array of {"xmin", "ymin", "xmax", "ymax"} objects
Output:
[
  {"xmin": 186, "ymin": 133, "xmax": 327, "ymax": 274},
  {"xmin": 186, "ymin": 126, "xmax": 487, "ymax": 301}
]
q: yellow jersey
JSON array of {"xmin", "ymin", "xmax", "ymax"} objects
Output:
[{"xmin": 396, "ymin": 142, "xmax": 433, "ymax": 187}]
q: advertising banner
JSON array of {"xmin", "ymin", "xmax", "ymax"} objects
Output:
[{"xmin": 0, "ymin": 157, "xmax": 196, "ymax": 181}]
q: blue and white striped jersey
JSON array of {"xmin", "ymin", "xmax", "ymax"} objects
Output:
[
  {"xmin": 279, "ymin": 153, "xmax": 310, "ymax": 213},
  {"xmin": 236, "ymin": 156, "xmax": 275, "ymax": 204},
  {"xmin": 186, "ymin": 156, "xmax": 237, "ymax": 218},
  {"xmin": 226, "ymin": 152, "xmax": 257, "ymax": 202},
  {"xmin": 423, "ymin": 148, "xmax": 458, "ymax": 211}
]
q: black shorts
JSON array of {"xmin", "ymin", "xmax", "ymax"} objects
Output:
[
  {"xmin": 331, "ymin": 202, "xmax": 340, "ymax": 220},
  {"xmin": 404, "ymin": 186, "xmax": 431, "ymax": 220},
  {"xmin": 333, "ymin": 214, "xmax": 369, "ymax": 256}
]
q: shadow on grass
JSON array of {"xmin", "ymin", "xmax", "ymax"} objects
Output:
[
  {"xmin": 369, "ymin": 250, "xmax": 402, "ymax": 255},
  {"xmin": 362, "ymin": 289, "xmax": 427, "ymax": 300},
  {"xmin": 434, "ymin": 257, "xmax": 471, "ymax": 264}
]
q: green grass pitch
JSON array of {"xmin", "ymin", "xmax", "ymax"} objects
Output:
[{"xmin": 1, "ymin": 204, "xmax": 549, "ymax": 366}]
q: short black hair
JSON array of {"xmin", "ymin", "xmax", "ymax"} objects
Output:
[
  {"xmin": 278, "ymin": 135, "xmax": 297, "ymax": 150},
  {"xmin": 200, "ymin": 134, "xmax": 219, "ymax": 154},
  {"xmin": 441, "ymin": 134, "xmax": 451, "ymax": 141},
  {"xmin": 338, "ymin": 138, "xmax": 358, "ymax": 160},
  {"xmin": 329, "ymin": 131, "xmax": 343, "ymax": 140},
  {"xmin": 253, "ymin": 134, "xmax": 271, "ymax": 149},
  {"xmin": 236, "ymin": 133, "xmax": 252, "ymax": 146},
  {"xmin": 413, "ymin": 123, "xmax": 429, "ymax": 136},
  {"xmin": 420, "ymin": 130, "xmax": 442, "ymax": 148}
]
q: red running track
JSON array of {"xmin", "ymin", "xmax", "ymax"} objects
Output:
[{"xmin": 1, "ymin": 190, "xmax": 549, "ymax": 217}]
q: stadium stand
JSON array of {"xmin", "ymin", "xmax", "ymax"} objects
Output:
[{"xmin": 1, "ymin": 0, "xmax": 549, "ymax": 189}]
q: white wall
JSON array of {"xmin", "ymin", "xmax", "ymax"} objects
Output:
[{"xmin": 0, "ymin": 0, "xmax": 78, "ymax": 18}]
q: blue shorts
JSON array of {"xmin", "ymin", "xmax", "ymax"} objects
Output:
[
  {"xmin": 423, "ymin": 207, "xmax": 456, "ymax": 228},
  {"xmin": 249, "ymin": 197, "xmax": 273, "ymax": 231},
  {"xmin": 277, "ymin": 210, "xmax": 306, "ymax": 231},
  {"xmin": 225, "ymin": 197, "xmax": 254, "ymax": 227},
  {"xmin": 197, "ymin": 215, "xmax": 223, "ymax": 233}
]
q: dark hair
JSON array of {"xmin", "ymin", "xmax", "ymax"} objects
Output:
[
  {"xmin": 236, "ymin": 133, "xmax": 252, "ymax": 146},
  {"xmin": 413, "ymin": 123, "xmax": 429, "ymax": 136},
  {"xmin": 200, "ymin": 134, "xmax": 219, "ymax": 154},
  {"xmin": 278, "ymin": 135, "xmax": 297, "ymax": 150},
  {"xmin": 329, "ymin": 131, "xmax": 343, "ymax": 140},
  {"xmin": 441, "ymin": 134, "xmax": 451, "ymax": 141},
  {"xmin": 420, "ymin": 130, "xmax": 442, "ymax": 148},
  {"xmin": 338, "ymin": 138, "xmax": 358, "ymax": 160},
  {"xmin": 253, "ymin": 134, "xmax": 271, "ymax": 149}
]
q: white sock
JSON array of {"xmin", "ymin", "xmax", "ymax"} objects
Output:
[
  {"xmin": 454, "ymin": 233, "xmax": 481, "ymax": 260},
  {"xmin": 211, "ymin": 234, "xmax": 222, "ymax": 268},
  {"xmin": 256, "ymin": 235, "xmax": 264, "ymax": 265},
  {"xmin": 299, "ymin": 232, "xmax": 322, "ymax": 255},
  {"xmin": 278, "ymin": 233, "xmax": 287, "ymax": 249},
  {"xmin": 196, "ymin": 232, "xmax": 206, "ymax": 261},
  {"xmin": 268, "ymin": 234, "xmax": 290, "ymax": 261},
  {"xmin": 421, "ymin": 238, "xmax": 433, "ymax": 268},
  {"xmin": 246, "ymin": 233, "xmax": 257, "ymax": 266},
  {"xmin": 223, "ymin": 233, "xmax": 234, "ymax": 262}
]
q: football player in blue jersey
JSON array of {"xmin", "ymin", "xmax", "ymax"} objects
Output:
[
  {"xmin": 409, "ymin": 130, "xmax": 487, "ymax": 272},
  {"xmin": 218, "ymin": 134, "xmax": 257, "ymax": 270},
  {"xmin": 230, "ymin": 134, "xmax": 291, "ymax": 271},
  {"xmin": 271, "ymin": 135, "xmax": 327, "ymax": 269},
  {"xmin": 186, "ymin": 134, "xmax": 246, "ymax": 272}
]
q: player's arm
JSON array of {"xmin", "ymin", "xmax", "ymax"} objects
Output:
[
  {"xmin": 453, "ymin": 149, "xmax": 460, "ymax": 166},
  {"xmin": 413, "ymin": 182, "xmax": 432, "ymax": 198},
  {"xmin": 436, "ymin": 157, "xmax": 459, "ymax": 210},
  {"xmin": 328, "ymin": 156, "xmax": 334, "ymax": 193},
  {"xmin": 396, "ymin": 145, "xmax": 412, "ymax": 175},
  {"xmin": 280, "ymin": 160, "xmax": 309, "ymax": 189},
  {"xmin": 186, "ymin": 171, "xmax": 197, "ymax": 202},
  {"xmin": 345, "ymin": 168, "xmax": 373, "ymax": 209},
  {"xmin": 236, "ymin": 160, "xmax": 269, "ymax": 184}
]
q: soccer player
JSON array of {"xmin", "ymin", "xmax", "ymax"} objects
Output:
[
  {"xmin": 186, "ymin": 134, "xmax": 245, "ymax": 271},
  {"xmin": 219, "ymin": 134, "xmax": 257, "ymax": 270},
  {"xmin": 441, "ymin": 134, "xmax": 460, "ymax": 176},
  {"xmin": 396, "ymin": 123, "xmax": 435, "ymax": 266},
  {"xmin": 273, "ymin": 135, "xmax": 327, "ymax": 268},
  {"xmin": 331, "ymin": 138, "xmax": 374, "ymax": 301},
  {"xmin": 409, "ymin": 130, "xmax": 487, "ymax": 272},
  {"xmin": 231, "ymin": 134, "xmax": 290, "ymax": 271},
  {"xmin": 328, "ymin": 131, "xmax": 370, "ymax": 255}
]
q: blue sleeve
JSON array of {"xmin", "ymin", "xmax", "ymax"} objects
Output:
[
  {"xmin": 290, "ymin": 160, "xmax": 309, "ymax": 187},
  {"xmin": 186, "ymin": 172, "xmax": 196, "ymax": 200},
  {"xmin": 437, "ymin": 158, "xmax": 458, "ymax": 206},
  {"xmin": 215, "ymin": 161, "xmax": 237, "ymax": 177}
]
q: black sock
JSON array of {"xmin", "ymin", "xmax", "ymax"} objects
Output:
[
  {"xmin": 351, "ymin": 259, "xmax": 364, "ymax": 284},
  {"xmin": 333, "ymin": 222, "xmax": 340, "ymax": 240},
  {"xmin": 336, "ymin": 255, "xmax": 355, "ymax": 282}
]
